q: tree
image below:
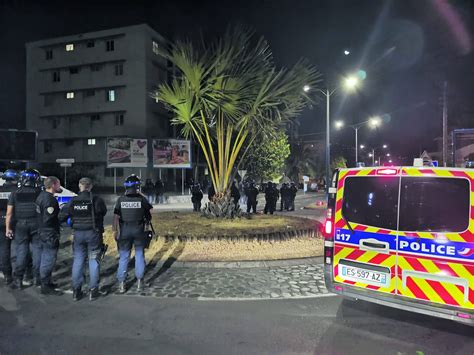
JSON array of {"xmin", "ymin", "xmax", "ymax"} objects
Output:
[
  {"xmin": 245, "ymin": 129, "xmax": 290, "ymax": 182},
  {"xmin": 331, "ymin": 156, "xmax": 347, "ymax": 171},
  {"xmin": 285, "ymin": 143, "xmax": 324, "ymax": 182},
  {"xmin": 153, "ymin": 26, "xmax": 320, "ymax": 217}
]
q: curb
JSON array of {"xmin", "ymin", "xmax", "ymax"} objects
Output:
[{"xmin": 157, "ymin": 256, "xmax": 324, "ymax": 269}]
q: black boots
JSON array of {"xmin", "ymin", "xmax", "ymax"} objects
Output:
[
  {"xmin": 40, "ymin": 284, "xmax": 63, "ymax": 296},
  {"xmin": 73, "ymin": 288, "xmax": 84, "ymax": 301}
]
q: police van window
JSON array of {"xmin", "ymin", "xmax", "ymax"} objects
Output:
[
  {"xmin": 342, "ymin": 177, "xmax": 399, "ymax": 230},
  {"xmin": 399, "ymin": 177, "xmax": 470, "ymax": 233}
]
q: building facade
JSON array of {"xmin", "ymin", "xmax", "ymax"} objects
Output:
[{"xmin": 26, "ymin": 24, "xmax": 171, "ymax": 188}]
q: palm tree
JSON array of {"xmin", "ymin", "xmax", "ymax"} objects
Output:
[{"xmin": 153, "ymin": 26, "xmax": 320, "ymax": 217}]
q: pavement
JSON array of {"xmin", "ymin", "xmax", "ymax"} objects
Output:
[{"xmin": 1, "ymin": 285, "xmax": 473, "ymax": 355}]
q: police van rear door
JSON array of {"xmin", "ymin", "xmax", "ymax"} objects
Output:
[
  {"xmin": 333, "ymin": 168, "xmax": 400, "ymax": 295},
  {"xmin": 396, "ymin": 168, "xmax": 474, "ymax": 310}
]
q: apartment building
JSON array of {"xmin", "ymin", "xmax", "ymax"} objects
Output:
[{"xmin": 25, "ymin": 24, "xmax": 171, "ymax": 187}]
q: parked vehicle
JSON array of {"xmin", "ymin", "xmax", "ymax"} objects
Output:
[{"xmin": 323, "ymin": 166, "xmax": 473, "ymax": 325}]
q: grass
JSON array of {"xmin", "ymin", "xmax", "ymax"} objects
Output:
[{"xmin": 102, "ymin": 211, "xmax": 323, "ymax": 262}]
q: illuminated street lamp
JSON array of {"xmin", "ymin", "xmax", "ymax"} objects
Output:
[
  {"xmin": 382, "ymin": 144, "xmax": 388, "ymax": 149},
  {"xmin": 335, "ymin": 120, "xmax": 344, "ymax": 129},
  {"xmin": 386, "ymin": 153, "xmax": 391, "ymax": 157},
  {"xmin": 344, "ymin": 50, "xmax": 350, "ymax": 56},
  {"xmin": 304, "ymin": 73, "xmax": 362, "ymax": 191},
  {"xmin": 360, "ymin": 144, "xmax": 365, "ymax": 149}
]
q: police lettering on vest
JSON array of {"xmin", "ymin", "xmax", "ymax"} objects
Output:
[
  {"xmin": 119, "ymin": 196, "xmax": 145, "ymax": 223},
  {"xmin": 70, "ymin": 199, "xmax": 94, "ymax": 230}
]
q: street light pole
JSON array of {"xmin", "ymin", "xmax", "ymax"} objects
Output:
[
  {"xmin": 354, "ymin": 126, "xmax": 360, "ymax": 164},
  {"xmin": 326, "ymin": 89, "xmax": 330, "ymax": 191}
]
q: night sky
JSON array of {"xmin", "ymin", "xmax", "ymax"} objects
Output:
[{"xmin": 1, "ymin": 0, "xmax": 473, "ymax": 164}]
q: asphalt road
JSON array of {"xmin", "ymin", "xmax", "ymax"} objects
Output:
[{"xmin": 1, "ymin": 286, "xmax": 472, "ymax": 355}]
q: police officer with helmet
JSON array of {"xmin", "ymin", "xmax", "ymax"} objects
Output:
[
  {"xmin": 6, "ymin": 169, "xmax": 41, "ymax": 289},
  {"xmin": 113, "ymin": 175, "xmax": 152, "ymax": 294},
  {"xmin": 0, "ymin": 169, "xmax": 20, "ymax": 285},
  {"xmin": 36, "ymin": 176, "xmax": 63, "ymax": 295},
  {"xmin": 59, "ymin": 177, "xmax": 107, "ymax": 301}
]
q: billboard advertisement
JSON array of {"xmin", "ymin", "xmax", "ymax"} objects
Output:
[
  {"xmin": 0, "ymin": 129, "xmax": 37, "ymax": 161},
  {"xmin": 453, "ymin": 129, "xmax": 474, "ymax": 167},
  {"xmin": 153, "ymin": 139, "xmax": 191, "ymax": 168},
  {"xmin": 107, "ymin": 138, "xmax": 148, "ymax": 167}
]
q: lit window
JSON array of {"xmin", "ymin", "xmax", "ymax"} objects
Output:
[
  {"xmin": 87, "ymin": 138, "xmax": 96, "ymax": 146},
  {"xmin": 152, "ymin": 41, "xmax": 159, "ymax": 55},
  {"xmin": 66, "ymin": 92, "xmax": 75, "ymax": 99},
  {"xmin": 107, "ymin": 89, "xmax": 116, "ymax": 102},
  {"xmin": 66, "ymin": 43, "xmax": 74, "ymax": 51}
]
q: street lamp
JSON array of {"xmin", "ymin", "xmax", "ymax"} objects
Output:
[
  {"xmin": 335, "ymin": 120, "xmax": 344, "ymax": 129},
  {"xmin": 344, "ymin": 50, "xmax": 350, "ymax": 56},
  {"xmin": 382, "ymin": 144, "xmax": 388, "ymax": 149},
  {"xmin": 305, "ymin": 74, "xmax": 361, "ymax": 192}
]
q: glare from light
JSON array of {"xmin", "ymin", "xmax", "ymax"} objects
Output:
[
  {"xmin": 383, "ymin": 144, "xmax": 388, "ymax": 149},
  {"xmin": 360, "ymin": 145, "xmax": 365, "ymax": 149},
  {"xmin": 343, "ymin": 76, "xmax": 359, "ymax": 91},
  {"xmin": 303, "ymin": 85, "xmax": 310, "ymax": 93},
  {"xmin": 386, "ymin": 153, "xmax": 391, "ymax": 157},
  {"xmin": 368, "ymin": 153, "xmax": 373, "ymax": 157},
  {"xmin": 344, "ymin": 50, "xmax": 350, "ymax": 55},
  {"xmin": 369, "ymin": 116, "xmax": 381, "ymax": 128},
  {"xmin": 388, "ymin": 159, "xmax": 393, "ymax": 163},
  {"xmin": 335, "ymin": 120, "xmax": 344, "ymax": 129}
]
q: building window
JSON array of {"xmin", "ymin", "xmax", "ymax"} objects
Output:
[
  {"xmin": 69, "ymin": 67, "xmax": 79, "ymax": 74},
  {"xmin": 45, "ymin": 49, "xmax": 53, "ymax": 60},
  {"xmin": 52, "ymin": 71, "xmax": 60, "ymax": 82},
  {"xmin": 87, "ymin": 138, "xmax": 96, "ymax": 145},
  {"xmin": 86, "ymin": 40, "xmax": 95, "ymax": 48},
  {"xmin": 90, "ymin": 64, "xmax": 102, "ymax": 72},
  {"xmin": 106, "ymin": 40, "xmax": 115, "ymax": 52},
  {"xmin": 114, "ymin": 63, "xmax": 123, "ymax": 76},
  {"xmin": 44, "ymin": 141, "xmax": 52, "ymax": 153},
  {"xmin": 44, "ymin": 95, "xmax": 53, "ymax": 107},
  {"xmin": 66, "ymin": 43, "xmax": 74, "ymax": 51},
  {"xmin": 52, "ymin": 118, "xmax": 60, "ymax": 129},
  {"xmin": 106, "ymin": 89, "xmax": 116, "ymax": 102},
  {"xmin": 83, "ymin": 90, "xmax": 95, "ymax": 98},
  {"xmin": 65, "ymin": 139, "xmax": 74, "ymax": 146},
  {"xmin": 90, "ymin": 114, "xmax": 101, "ymax": 122},
  {"xmin": 115, "ymin": 113, "xmax": 124, "ymax": 126},
  {"xmin": 66, "ymin": 92, "xmax": 75, "ymax": 99},
  {"xmin": 152, "ymin": 41, "xmax": 159, "ymax": 55}
]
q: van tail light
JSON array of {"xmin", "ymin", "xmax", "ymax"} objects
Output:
[
  {"xmin": 376, "ymin": 168, "xmax": 399, "ymax": 176},
  {"xmin": 323, "ymin": 208, "xmax": 334, "ymax": 238}
]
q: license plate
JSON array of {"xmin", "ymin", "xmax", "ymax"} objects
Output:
[{"xmin": 339, "ymin": 265, "xmax": 390, "ymax": 287}]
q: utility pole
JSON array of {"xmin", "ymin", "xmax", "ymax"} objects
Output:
[{"xmin": 442, "ymin": 81, "xmax": 448, "ymax": 167}]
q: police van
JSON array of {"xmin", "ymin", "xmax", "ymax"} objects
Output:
[
  {"xmin": 323, "ymin": 166, "xmax": 474, "ymax": 325},
  {"xmin": 0, "ymin": 174, "xmax": 76, "ymax": 206}
]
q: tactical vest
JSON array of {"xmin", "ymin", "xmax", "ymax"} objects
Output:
[
  {"xmin": 15, "ymin": 187, "xmax": 40, "ymax": 220},
  {"xmin": 71, "ymin": 195, "xmax": 94, "ymax": 230},
  {"xmin": 0, "ymin": 184, "xmax": 15, "ymax": 225},
  {"xmin": 119, "ymin": 195, "xmax": 145, "ymax": 223}
]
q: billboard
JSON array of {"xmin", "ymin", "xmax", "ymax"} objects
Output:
[
  {"xmin": 153, "ymin": 139, "xmax": 191, "ymax": 168},
  {"xmin": 453, "ymin": 129, "xmax": 474, "ymax": 167},
  {"xmin": 107, "ymin": 138, "xmax": 148, "ymax": 167},
  {"xmin": 0, "ymin": 129, "xmax": 37, "ymax": 161}
]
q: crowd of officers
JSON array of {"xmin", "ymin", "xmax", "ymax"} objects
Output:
[
  {"xmin": 189, "ymin": 180, "xmax": 298, "ymax": 214},
  {"xmin": 0, "ymin": 169, "xmax": 153, "ymax": 301}
]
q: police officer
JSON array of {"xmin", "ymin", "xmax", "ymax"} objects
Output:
[
  {"xmin": 245, "ymin": 181, "xmax": 259, "ymax": 214},
  {"xmin": 1, "ymin": 170, "xmax": 19, "ymax": 285},
  {"xmin": 6, "ymin": 169, "xmax": 41, "ymax": 289},
  {"xmin": 279, "ymin": 183, "xmax": 289, "ymax": 211},
  {"xmin": 288, "ymin": 182, "xmax": 298, "ymax": 211},
  {"xmin": 191, "ymin": 182, "xmax": 203, "ymax": 212},
  {"xmin": 36, "ymin": 176, "xmax": 63, "ymax": 295},
  {"xmin": 59, "ymin": 177, "xmax": 107, "ymax": 301},
  {"xmin": 264, "ymin": 182, "xmax": 279, "ymax": 215},
  {"xmin": 271, "ymin": 183, "xmax": 280, "ymax": 213},
  {"xmin": 230, "ymin": 181, "xmax": 240, "ymax": 209},
  {"xmin": 113, "ymin": 175, "xmax": 152, "ymax": 294}
]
